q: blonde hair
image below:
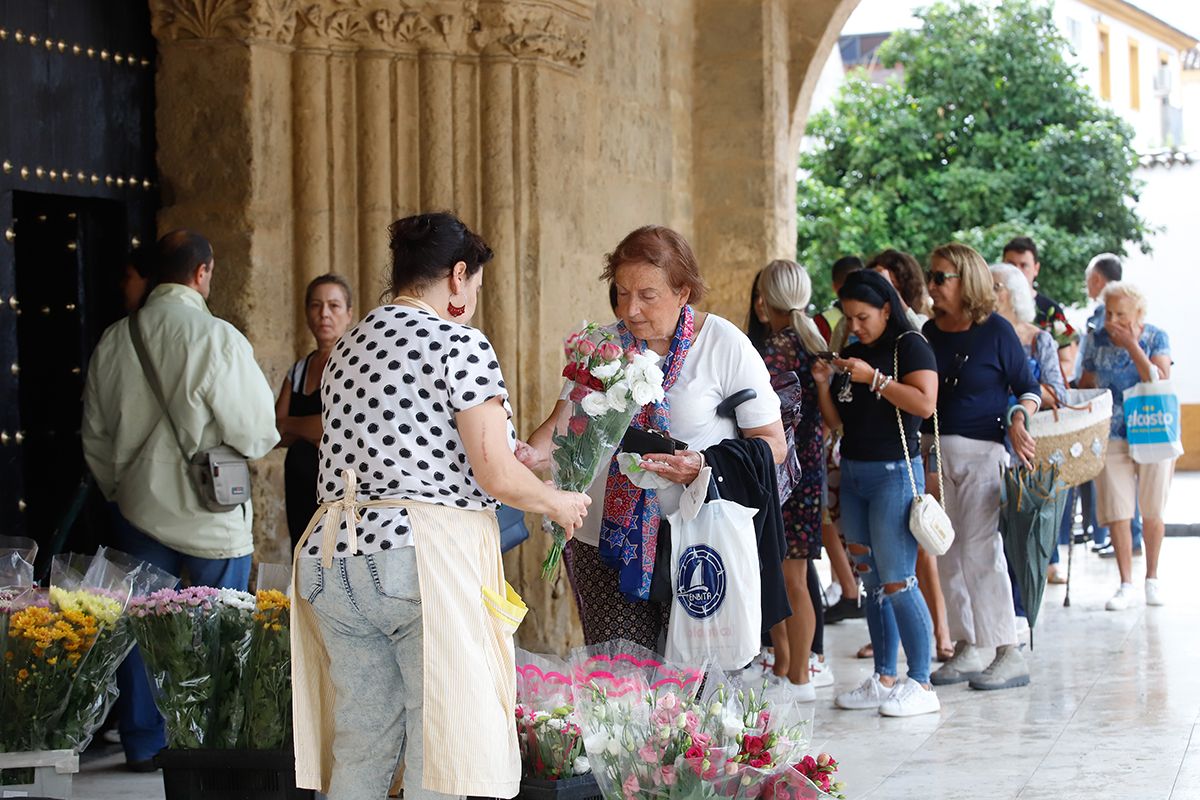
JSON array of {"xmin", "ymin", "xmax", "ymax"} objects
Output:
[
  {"xmin": 930, "ymin": 242, "xmax": 996, "ymax": 324},
  {"xmin": 758, "ymin": 259, "xmax": 827, "ymax": 355},
  {"xmin": 1101, "ymin": 281, "xmax": 1147, "ymax": 320},
  {"xmin": 989, "ymin": 263, "xmax": 1035, "ymax": 324}
]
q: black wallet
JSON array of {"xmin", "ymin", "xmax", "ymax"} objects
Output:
[{"xmin": 620, "ymin": 428, "xmax": 689, "ymax": 455}]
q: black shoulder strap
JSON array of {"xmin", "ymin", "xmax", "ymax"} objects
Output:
[{"xmin": 128, "ymin": 313, "xmax": 195, "ymax": 464}]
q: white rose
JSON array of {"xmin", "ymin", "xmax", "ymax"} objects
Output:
[
  {"xmin": 607, "ymin": 739, "xmax": 623, "ymax": 756},
  {"xmin": 631, "ymin": 379, "xmax": 663, "ymax": 407},
  {"xmin": 605, "ymin": 381, "xmax": 630, "ymax": 413},
  {"xmin": 591, "ymin": 361, "xmax": 622, "ymax": 381},
  {"xmin": 548, "ymin": 718, "xmax": 566, "ymax": 731},
  {"xmin": 581, "ymin": 391, "xmax": 611, "ymax": 417},
  {"xmin": 573, "ymin": 756, "xmax": 592, "ymax": 776}
]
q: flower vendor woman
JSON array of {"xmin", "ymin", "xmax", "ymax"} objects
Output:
[{"xmin": 290, "ymin": 212, "xmax": 590, "ymax": 800}]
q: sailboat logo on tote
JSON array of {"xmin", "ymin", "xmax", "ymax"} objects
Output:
[{"xmin": 676, "ymin": 544, "xmax": 727, "ymax": 619}]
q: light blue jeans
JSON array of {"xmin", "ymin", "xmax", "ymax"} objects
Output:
[
  {"xmin": 839, "ymin": 457, "xmax": 935, "ymax": 685},
  {"xmin": 299, "ymin": 549, "xmax": 449, "ymax": 800}
]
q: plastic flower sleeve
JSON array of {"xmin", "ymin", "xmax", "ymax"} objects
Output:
[
  {"xmin": 240, "ymin": 588, "xmax": 291, "ymax": 749},
  {"xmin": 207, "ymin": 589, "xmax": 256, "ymax": 748},
  {"xmin": 129, "ymin": 587, "xmax": 223, "ymax": 748},
  {"xmin": 47, "ymin": 549, "xmax": 176, "ymax": 752}
]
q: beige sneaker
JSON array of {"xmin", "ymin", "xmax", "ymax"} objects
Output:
[
  {"xmin": 968, "ymin": 645, "xmax": 1030, "ymax": 691},
  {"xmin": 930, "ymin": 641, "xmax": 985, "ymax": 686}
]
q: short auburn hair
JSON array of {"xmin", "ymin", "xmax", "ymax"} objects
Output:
[
  {"xmin": 601, "ymin": 225, "xmax": 708, "ymax": 306},
  {"xmin": 930, "ymin": 242, "xmax": 996, "ymax": 325}
]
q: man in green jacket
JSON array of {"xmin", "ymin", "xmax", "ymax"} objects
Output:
[{"xmin": 82, "ymin": 230, "xmax": 279, "ymax": 768}]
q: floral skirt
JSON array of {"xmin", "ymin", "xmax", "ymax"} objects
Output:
[{"xmin": 564, "ymin": 539, "xmax": 669, "ymax": 652}]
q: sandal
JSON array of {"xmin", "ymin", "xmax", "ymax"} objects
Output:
[{"xmin": 856, "ymin": 643, "xmax": 873, "ymax": 659}]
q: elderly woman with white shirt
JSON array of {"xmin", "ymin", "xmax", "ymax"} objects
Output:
[{"xmin": 521, "ymin": 225, "xmax": 786, "ymax": 650}]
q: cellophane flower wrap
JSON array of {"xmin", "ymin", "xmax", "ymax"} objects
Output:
[
  {"xmin": 129, "ymin": 586, "xmax": 225, "ymax": 748},
  {"xmin": 45, "ymin": 548, "xmax": 176, "ymax": 753},
  {"xmin": 515, "ymin": 649, "xmax": 588, "ymax": 779},
  {"xmin": 202, "ymin": 588, "xmax": 254, "ymax": 747},
  {"xmin": 240, "ymin": 589, "xmax": 292, "ymax": 749},
  {"xmin": 565, "ymin": 642, "xmax": 836, "ymax": 800},
  {"xmin": 541, "ymin": 325, "xmax": 666, "ymax": 580}
]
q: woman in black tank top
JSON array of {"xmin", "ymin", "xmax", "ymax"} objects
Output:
[{"xmin": 275, "ymin": 275, "xmax": 354, "ymax": 548}]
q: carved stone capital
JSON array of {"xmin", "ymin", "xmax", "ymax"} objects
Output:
[
  {"xmin": 478, "ymin": 0, "xmax": 592, "ymax": 68},
  {"xmin": 150, "ymin": 0, "xmax": 298, "ymax": 44},
  {"xmin": 150, "ymin": 0, "xmax": 594, "ymax": 67}
]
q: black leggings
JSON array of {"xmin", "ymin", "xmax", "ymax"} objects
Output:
[{"xmin": 807, "ymin": 558, "xmax": 824, "ymax": 657}]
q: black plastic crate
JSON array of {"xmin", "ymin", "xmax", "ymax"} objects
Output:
[
  {"xmin": 156, "ymin": 748, "xmax": 314, "ymax": 800},
  {"xmin": 518, "ymin": 773, "xmax": 602, "ymax": 800}
]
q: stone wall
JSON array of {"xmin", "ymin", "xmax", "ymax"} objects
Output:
[{"xmin": 149, "ymin": 0, "xmax": 854, "ymax": 652}]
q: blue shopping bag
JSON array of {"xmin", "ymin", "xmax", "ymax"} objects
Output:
[{"xmin": 1123, "ymin": 379, "xmax": 1184, "ymax": 464}]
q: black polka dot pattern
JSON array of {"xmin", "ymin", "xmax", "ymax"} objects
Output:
[{"xmin": 313, "ymin": 305, "xmax": 514, "ymax": 556}]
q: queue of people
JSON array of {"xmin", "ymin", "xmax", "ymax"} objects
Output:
[{"xmin": 80, "ymin": 218, "xmax": 1176, "ymax": 796}]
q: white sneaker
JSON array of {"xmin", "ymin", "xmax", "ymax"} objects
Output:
[
  {"xmin": 1106, "ymin": 584, "xmax": 1132, "ymax": 611},
  {"xmin": 790, "ymin": 681, "xmax": 816, "ymax": 703},
  {"xmin": 835, "ymin": 674, "xmax": 890, "ymax": 710},
  {"xmin": 809, "ymin": 654, "xmax": 835, "ymax": 688},
  {"xmin": 1145, "ymin": 579, "xmax": 1164, "ymax": 607},
  {"xmin": 878, "ymin": 679, "xmax": 941, "ymax": 717},
  {"xmin": 824, "ymin": 582, "xmax": 843, "ymax": 608}
]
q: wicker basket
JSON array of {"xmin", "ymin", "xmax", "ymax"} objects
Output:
[{"xmin": 1028, "ymin": 389, "xmax": 1113, "ymax": 488}]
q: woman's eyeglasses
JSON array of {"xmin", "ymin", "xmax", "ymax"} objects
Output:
[{"xmin": 926, "ymin": 271, "xmax": 961, "ymax": 286}]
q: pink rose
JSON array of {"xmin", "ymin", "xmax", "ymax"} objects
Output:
[
  {"xmin": 638, "ymin": 743, "xmax": 659, "ymax": 764},
  {"xmin": 816, "ymin": 753, "xmax": 830, "ymax": 768},
  {"xmin": 598, "ymin": 341, "xmax": 623, "ymax": 362},
  {"xmin": 576, "ymin": 339, "xmax": 596, "ymax": 357},
  {"xmin": 622, "ymin": 774, "xmax": 640, "ymax": 800},
  {"xmin": 660, "ymin": 766, "xmax": 677, "ymax": 787}
]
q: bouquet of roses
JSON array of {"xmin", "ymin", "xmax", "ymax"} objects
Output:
[
  {"xmin": 240, "ymin": 589, "xmax": 292, "ymax": 749},
  {"xmin": 773, "ymin": 753, "xmax": 845, "ymax": 800},
  {"xmin": 540, "ymin": 324, "xmax": 666, "ymax": 580}
]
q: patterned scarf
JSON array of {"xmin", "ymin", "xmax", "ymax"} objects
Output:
[{"xmin": 600, "ymin": 305, "xmax": 696, "ymax": 601}]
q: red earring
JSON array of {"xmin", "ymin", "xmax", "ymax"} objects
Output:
[{"xmin": 447, "ymin": 302, "xmax": 466, "ymax": 317}]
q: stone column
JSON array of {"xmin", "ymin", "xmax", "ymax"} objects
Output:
[
  {"xmin": 292, "ymin": 45, "xmax": 331, "ymax": 343},
  {"xmin": 150, "ymin": 0, "xmax": 298, "ymax": 565}
]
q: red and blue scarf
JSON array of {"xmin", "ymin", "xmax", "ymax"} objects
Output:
[{"xmin": 599, "ymin": 306, "xmax": 695, "ymax": 600}]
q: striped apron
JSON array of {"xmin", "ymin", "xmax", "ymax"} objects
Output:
[{"xmin": 291, "ymin": 470, "xmax": 527, "ymax": 796}]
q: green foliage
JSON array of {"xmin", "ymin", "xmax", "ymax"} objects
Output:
[{"xmin": 797, "ymin": 0, "xmax": 1151, "ymax": 310}]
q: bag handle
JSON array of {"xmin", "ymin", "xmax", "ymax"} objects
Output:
[
  {"xmin": 128, "ymin": 312, "xmax": 196, "ymax": 466},
  {"xmin": 893, "ymin": 333, "xmax": 946, "ymax": 509}
]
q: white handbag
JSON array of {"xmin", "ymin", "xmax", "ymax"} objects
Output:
[{"xmin": 893, "ymin": 336, "xmax": 956, "ymax": 556}]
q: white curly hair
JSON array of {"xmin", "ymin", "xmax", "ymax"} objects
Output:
[{"xmin": 990, "ymin": 262, "xmax": 1036, "ymax": 324}]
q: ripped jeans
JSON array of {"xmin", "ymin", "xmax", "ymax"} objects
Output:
[{"xmin": 839, "ymin": 457, "xmax": 935, "ymax": 684}]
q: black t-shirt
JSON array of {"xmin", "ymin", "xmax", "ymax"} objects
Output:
[{"xmin": 837, "ymin": 331, "xmax": 938, "ymax": 461}]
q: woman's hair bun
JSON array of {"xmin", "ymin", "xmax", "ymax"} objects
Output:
[{"xmin": 391, "ymin": 215, "xmax": 435, "ymax": 243}]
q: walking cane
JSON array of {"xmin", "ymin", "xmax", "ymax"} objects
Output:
[{"xmin": 1063, "ymin": 495, "xmax": 1074, "ymax": 608}]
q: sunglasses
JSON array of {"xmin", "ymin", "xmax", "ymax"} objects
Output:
[
  {"xmin": 926, "ymin": 271, "xmax": 961, "ymax": 286},
  {"xmin": 944, "ymin": 352, "xmax": 970, "ymax": 388}
]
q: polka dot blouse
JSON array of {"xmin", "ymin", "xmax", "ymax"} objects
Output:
[{"xmin": 307, "ymin": 304, "xmax": 516, "ymax": 557}]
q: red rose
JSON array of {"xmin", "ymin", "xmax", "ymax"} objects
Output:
[
  {"xmin": 568, "ymin": 415, "xmax": 589, "ymax": 436},
  {"xmin": 569, "ymin": 384, "xmax": 590, "ymax": 403},
  {"xmin": 743, "ymin": 735, "xmax": 766, "ymax": 756},
  {"xmin": 562, "ymin": 363, "xmax": 579, "ymax": 382}
]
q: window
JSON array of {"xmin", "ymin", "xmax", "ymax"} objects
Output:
[
  {"xmin": 1098, "ymin": 26, "xmax": 1111, "ymax": 101},
  {"xmin": 1129, "ymin": 40, "xmax": 1140, "ymax": 110},
  {"xmin": 1066, "ymin": 18, "xmax": 1083, "ymax": 51}
]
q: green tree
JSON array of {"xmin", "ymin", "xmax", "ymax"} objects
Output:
[{"xmin": 797, "ymin": 0, "xmax": 1150, "ymax": 310}]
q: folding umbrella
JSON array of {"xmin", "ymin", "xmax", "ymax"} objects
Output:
[{"xmin": 998, "ymin": 464, "xmax": 1071, "ymax": 645}]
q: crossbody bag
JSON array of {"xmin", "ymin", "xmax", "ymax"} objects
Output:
[
  {"xmin": 893, "ymin": 332, "xmax": 955, "ymax": 556},
  {"xmin": 129, "ymin": 312, "xmax": 251, "ymax": 513}
]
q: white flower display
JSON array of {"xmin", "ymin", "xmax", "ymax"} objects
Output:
[
  {"xmin": 605, "ymin": 381, "xmax": 630, "ymax": 413},
  {"xmin": 217, "ymin": 588, "xmax": 256, "ymax": 612},
  {"xmin": 591, "ymin": 361, "xmax": 622, "ymax": 381}
]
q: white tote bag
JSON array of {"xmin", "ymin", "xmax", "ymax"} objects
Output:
[{"xmin": 664, "ymin": 497, "xmax": 761, "ymax": 671}]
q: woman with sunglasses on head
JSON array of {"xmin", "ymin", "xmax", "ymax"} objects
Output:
[
  {"xmin": 811, "ymin": 270, "xmax": 941, "ymax": 717},
  {"xmin": 922, "ymin": 243, "xmax": 1040, "ymax": 693}
]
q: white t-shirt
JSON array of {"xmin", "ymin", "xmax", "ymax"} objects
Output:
[
  {"xmin": 569, "ymin": 313, "xmax": 780, "ymax": 546},
  {"xmin": 307, "ymin": 305, "xmax": 516, "ymax": 557}
]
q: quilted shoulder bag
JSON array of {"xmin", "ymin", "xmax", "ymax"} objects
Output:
[{"xmin": 893, "ymin": 333, "xmax": 955, "ymax": 556}]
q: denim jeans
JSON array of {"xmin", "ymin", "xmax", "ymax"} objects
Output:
[
  {"xmin": 298, "ymin": 548, "xmax": 448, "ymax": 800},
  {"xmin": 839, "ymin": 458, "xmax": 935, "ymax": 684},
  {"xmin": 110, "ymin": 505, "xmax": 250, "ymax": 762}
]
